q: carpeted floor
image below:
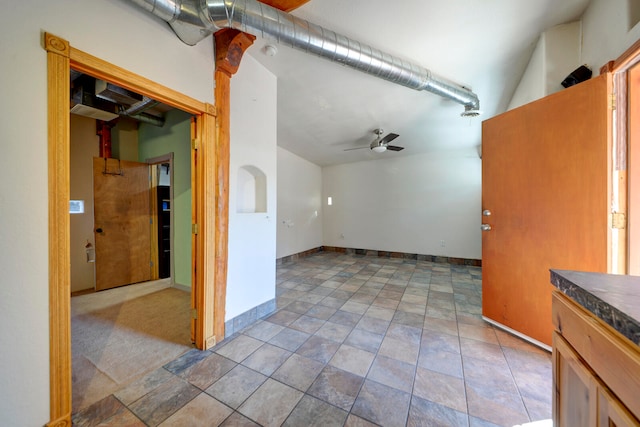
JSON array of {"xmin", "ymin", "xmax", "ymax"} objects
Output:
[{"xmin": 71, "ymin": 280, "xmax": 193, "ymax": 412}]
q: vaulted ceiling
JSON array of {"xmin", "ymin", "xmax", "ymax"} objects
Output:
[{"xmin": 246, "ymin": 0, "xmax": 591, "ymax": 166}]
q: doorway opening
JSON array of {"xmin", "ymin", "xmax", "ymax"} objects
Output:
[
  {"xmin": 69, "ymin": 97, "xmax": 195, "ymax": 411},
  {"xmin": 148, "ymin": 155, "xmax": 174, "ymax": 281},
  {"xmin": 46, "ymin": 33, "xmax": 219, "ymax": 426}
]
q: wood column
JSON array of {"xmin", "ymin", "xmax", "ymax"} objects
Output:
[{"xmin": 213, "ymin": 29, "xmax": 255, "ymax": 339}]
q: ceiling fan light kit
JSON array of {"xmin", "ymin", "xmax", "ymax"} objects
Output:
[{"xmin": 344, "ymin": 128, "xmax": 404, "ymax": 153}]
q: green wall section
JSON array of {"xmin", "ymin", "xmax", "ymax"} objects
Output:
[{"xmin": 138, "ymin": 109, "xmax": 192, "ymax": 287}]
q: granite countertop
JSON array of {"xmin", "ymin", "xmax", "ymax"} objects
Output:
[{"xmin": 550, "ymin": 269, "xmax": 640, "ymax": 347}]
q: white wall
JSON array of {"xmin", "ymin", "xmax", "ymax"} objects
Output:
[
  {"xmin": 510, "ymin": 0, "xmax": 640, "ymax": 111},
  {"xmin": 323, "ymin": 149, "xmax": 482, "ymax": 260},
  {"xmin": 583, "ymin": 0, "xmax": 640, "ymax": 74},
  {"xmin": 545, "ymin": 22, "xmax": 583, "ymax": 95},
  {"xmin": 227, "ymin": 54, "xmax": 278, "ymax": 320},
  {"xmin": 508, "ymin": 34, "xmax": 546, "ymax": 110},
  {"xmin": 508, "ymin": 21, "xmax": 582, "ymax": 110},
  {"xmin": 277, "ymin": 147, "xmax": 323, "ymax": 258},
  {"xmin": 0, "ymin": 1, "xmax": 214, "ymax": 425},
  {"xmin": 70, "ymin": 115, "xmax": 99, "ymax": 292}
]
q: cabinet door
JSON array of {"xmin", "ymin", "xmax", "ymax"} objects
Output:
[
  {"xmin": 598, "ymin": 386, "xmax": 640, "ymax": 427},
  {"xmin": 553, "ymin": 332, "xmax": 598, "ymax": 427}
]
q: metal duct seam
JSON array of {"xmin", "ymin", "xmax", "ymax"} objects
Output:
[
  {"xmin": 128, "ymin": 0, "xmax": 481, "ymax": 115},
  {"xmin": 129, "ymin": 0, "xmax": 181, "ymax": 22},
  {"xmin": 117, "ymin": 97, "xmax": 165, "ymax": 126}
]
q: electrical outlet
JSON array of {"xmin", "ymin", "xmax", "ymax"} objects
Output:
[{"xmin": 440, "ymin": 240, "xmax": 445, "ymax": 247}]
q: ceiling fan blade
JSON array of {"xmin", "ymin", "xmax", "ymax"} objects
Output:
[
  {"xmin": 380, "ymin": 133, "xmax": 399, "ymax": 144},
  {"xmin": 343, "ymin": 146, "xmax": 370, "ymax": 151},
  {"xmin": 386, "ymin": 145, "xmax": 404, "ymax": 151}
]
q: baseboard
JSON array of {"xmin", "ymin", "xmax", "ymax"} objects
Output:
[
  {"xmin": 172, "ymin": 283, "xmax": 191, "ymax": 293},
  {"xmin": 482, "ymin": 316, "xmax": 552, "ymax": 352},
  {"xmin": 276, "ymin": 247, "xmax": 324, "ymax": 265},
  {"xmin": 224, "ymin": 298, "xmax": 277, "ymax": 338},
  {"xmin": 276, "ymin": 246, "xmax": 481, "ymax": 267}
]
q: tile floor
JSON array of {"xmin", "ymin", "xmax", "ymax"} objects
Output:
[{"xmin": 72, "ymin": 252, "xmax": 552, "ymax": 427}]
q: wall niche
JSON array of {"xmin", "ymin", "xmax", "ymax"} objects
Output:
[{"xmin": 237, "ymin": 165, "xmax": 267, "ymax": 213}]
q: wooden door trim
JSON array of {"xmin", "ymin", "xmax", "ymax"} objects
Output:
[
  {"xmin": 193, "ymin": 106, "xmax": 218, "ymax": 348},
  {"xmin": 601, "ymin": 38, "xmax": 640, "ymax": 74},
  {"xmin": 45, "ymin": 33, "xmax": 218, "ymax": 426},
  {"xmin": 602, "ymin": 38, "xmax": 640, "ymax": 274},
  {"xmin": 45, "ymin": 32, "xmax": 72, "ymax": 427},
  {"xmin": 68, "ymin": 47, "xmax": 205, "ymax": 115},
  {"xmin": 629, "ymin": 65, "xmax": 640, "ymax": 274}
]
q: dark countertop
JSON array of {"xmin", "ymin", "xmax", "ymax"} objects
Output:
[{"xmin": 550, "ymin": 269, "xmax": 640, "ymax": 347}]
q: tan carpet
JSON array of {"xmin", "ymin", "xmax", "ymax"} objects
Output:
[{"xmin": 71, "ymin": 281, "xmax": 193, "ymax": 412}]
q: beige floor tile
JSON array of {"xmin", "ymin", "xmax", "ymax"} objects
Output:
[
  {"xmin": 328, "ymin": 344, "xmax": 375, "ymax": 377},
  {"xmin": 72, "ymin": 253, "xmax": 553, "ymax": 427},
  {"xmin": 237, "ymin": 379, "xmax": 303, "ymax": 427},
  {"xmin": 205, "ymin": 364, "xmax": 267, "ymax": 409},
  {"xmin": 413, "ymin": 367, "xmax": 467, "ymax": 413},
  {"xmin": 159, "ymin": 393, "xmax": 233, "ymax": 426}
]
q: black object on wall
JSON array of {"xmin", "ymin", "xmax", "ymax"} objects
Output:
[
  {"xmin": 561, "ymin": 65, "xmax": 592, "ymax": 88},
  {"xmin": 157, "ymin": 185, "xmax": 171, "ymax": 279}
]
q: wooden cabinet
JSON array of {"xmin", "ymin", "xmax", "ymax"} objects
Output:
[
  {"xmin": 553, "ymin": 332, "xmax": 597, "ymax": 426},
  {"xmin": 552, "ymin": 291, "xmax": 640, "ymax": 427},
  {"xmin": 598, "ymin": 386, "xmax": 639, "ymax": 427}
]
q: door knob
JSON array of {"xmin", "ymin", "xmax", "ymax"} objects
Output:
[
  {"xmin": 95, "ymin": 227, "xmax": 103, "ymax": 233},
  {"xmin": 482, "ymin": 209, "xmax": 492, "ymax": 216},
  {"xmin": 481, "ymin": 224, "xmax": 492, "ymax": 231}
]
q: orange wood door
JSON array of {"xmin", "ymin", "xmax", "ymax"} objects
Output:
[
  {"xmin": 94, "ymin": 157, "xmax": 152, "ymax": 291},
  {"xmin": 482, "ymin": 74, "xmax": 612, "ymax": 346}
]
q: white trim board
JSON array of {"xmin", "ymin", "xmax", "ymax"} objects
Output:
[{"xmin": 482, "ymin": 316, "xmax": 552, "ymax": 352}]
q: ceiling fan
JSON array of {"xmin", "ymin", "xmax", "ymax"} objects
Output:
[{"xmin": 344, "ymin": 129, "xmax": 404, "ymax": 153}]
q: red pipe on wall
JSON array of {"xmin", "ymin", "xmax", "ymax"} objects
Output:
[{"xmin": 96, "ymin": 120, "xmax": 116, "ymax": 158}]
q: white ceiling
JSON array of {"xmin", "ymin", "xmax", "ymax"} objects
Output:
[{"xmin": 246, "ymin": 0, "xmax": 590, "ymax": 167}]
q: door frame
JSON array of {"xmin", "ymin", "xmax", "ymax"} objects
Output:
[
  {"xmin": 45, "ymin": 33, "xmax": 219, "ymax": 426},
  {"xmin": 602, "ymin": 39, "xmax": 640, "ymax": 274}
]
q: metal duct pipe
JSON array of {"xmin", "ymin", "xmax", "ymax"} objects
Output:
[
  {"xmin": 127, "ymin": 112, "xmax": 166, "ymax": 127},
  {"xmin": 122, "ymin": 97, "xmax": 161, "ymax": 116},
  {"xmin": 118, "ymin": 102, "xmax": 166, "ymax": 126},
  {"xmin": 127, "ymin": 0, "xmax": 481, "ymax": 115}
]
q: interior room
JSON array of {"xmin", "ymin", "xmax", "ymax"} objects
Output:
[
  {"xmin": 68, "ymin": 79, "xmax": 198, "ymax": 411},
  {"xmin": 1, "ymin": 0, "xmax": 640, "ymax": 426}
]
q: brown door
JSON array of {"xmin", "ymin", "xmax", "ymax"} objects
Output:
[
  {"xmin": 482, "ymin": 74, "xmax": 612, "ymax": 346},
  {"xmin": 94, "ymin": 157, "xmax": 152, "ymax": 291}
]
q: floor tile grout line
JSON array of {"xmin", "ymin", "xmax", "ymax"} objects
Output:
[
  {"xmin": 453, "ymin": 269, "xmax": 474, "ymax": 426},
  {"xmin": 499, "ymin": 338, "xmax": 540, "ymax": 424}
]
